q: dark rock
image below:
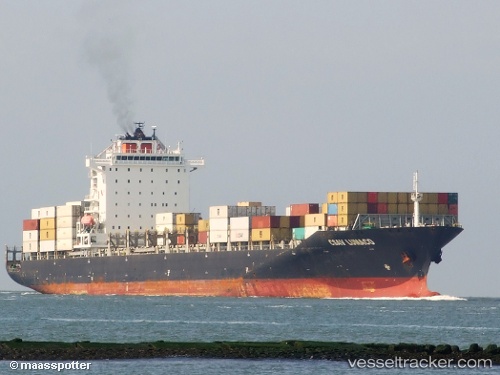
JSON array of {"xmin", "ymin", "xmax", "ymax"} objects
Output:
[
  {"xmin": 468, "ymin": 343, "xmax": 482, "ymax": 353},
  {"xmin": 435, "ymin": 344, "xmax": 452, "ymax": 355}
]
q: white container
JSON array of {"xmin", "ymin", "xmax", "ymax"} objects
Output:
[
  {"xmin": 39, "ymin": 240, "xmax": 56, "ymax": 252},
  {"xmin": 56, "ymin": 238, "xmax": 74, "ymax": 251},
  {"xmin": 31, "ymin": 206, "xmax": 57, "ymax": 219},
  {"xmin": 230, "ymin": 216, "xmax": 250, "ymax": 230},
  {"xmin": 209, "ymin": 205, "xmax": 238, "ymax": 218},
  {"xmin": 22, "ymin": 240, "xmax": 39, "ymax": 253},
  {"xmin": 304, "ymin": 226, "xmax": 322, "ymax": 239},
  {"xmin": 56, "ymin": 204, "xmax": 82, "ymax": 217},
  {"xmin": 23, "ymin": 230, "xmax": 39, "ymax": 242},
  {"xmin": 155, "ymin": 223, "xmax": 175, "ymax": 233},
  {"xmin": 230, "ymin": 228, "xmax": 250, "ymax": 242},
  {"xmin": 209, "ymin": 218, "xmax": 229, "ymax": 231},
  {"xmin": 56, "ymin": 215, "xmax": 79, "ymax": 228},
  {"xmin": 56, "ymin": 227, "xmax": 77, "ymax": 240},
  {"xmin": 156, "ymin": 212, "xmax": 176, "ymax": 225},
  {"xmin": 209, "ymin": 230, "xmax": 228, "ymax": 243}
]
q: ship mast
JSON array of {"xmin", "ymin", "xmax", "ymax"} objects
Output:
[{"xmin": 411, "ymin": 171, "xmax": 423, "ymax": 227}]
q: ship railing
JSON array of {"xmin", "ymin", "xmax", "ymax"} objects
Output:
[
  {"xmin": 5, "ymin": 245, "xmax": 22, "ymax": 271},
  {"xmin": 352, "ymin": 214, "xmax": 460, "ymax": 230},
  {"xmin": 64, "ymin": 240, "xmax": 296, "ymax": 258}
]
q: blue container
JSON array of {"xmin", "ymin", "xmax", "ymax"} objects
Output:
[
  {"xmin": 327, "ymin": 203, "xmax": 338, "ymax": 215},
  {"xmin": 448, "ymin": 193, "xmax": 458, "ymax": 204}
]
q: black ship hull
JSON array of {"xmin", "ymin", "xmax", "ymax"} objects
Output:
[{"xmin": 7, "ymin": 226, "xmax": 462, "ymax": 298}]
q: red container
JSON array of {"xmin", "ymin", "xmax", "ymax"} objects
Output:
[
  {"xmin": 198, "ymin": 231, "xmax": 208, "ymax": 244},
  {"xmin": 290, "ymin": 203, "xmax": 319, "ymax": 216},
  {"xmin": 327, "ymin": 215, "xmax": 338, "ymax": 227},
  {"xmin": 448, "ymin": 204, "xmax": 458, "ymax": 216},
  {"xmin": 377, "ymin": 203, "xmax": 388, "ymax": 214},
  {"xmin": 23, "ymin": 219, "xmax": 40, "ymax": 231},
  {"xmin": 177, "ymin": 234, "xmax": 186, "ymax": 245},
  {"xmin": 251, "ymin": 216, "xmax": 281, "ymax": 229},
  {"xmin": 437, "ymin": 193, "xmax": 448, "ymax": 204},
  {"xmin": 288, "ymin": 216, "xmax": 303, "ymax": 228},
  {"xmin": 367, "ymin": 192, "xmax": 378, "ymax": 203},
  {"xmin": 177, "ymin": 234, "xmax": 197, "ymax": 245},
  {"xmin": 367, "ymin": 203, "xmax": 378, "ymax": 214}
]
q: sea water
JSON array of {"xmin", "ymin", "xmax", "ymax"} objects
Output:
[{"xmin": 0, "ymin": 292, "xmax": 498, "ymax": 374}]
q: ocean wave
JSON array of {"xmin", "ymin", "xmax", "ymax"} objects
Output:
[
  {"xmin": 42, "ymin": 317, "xmax": 288, "ymax": 326},
  {"xmin": 322, "ymin": 295, "xmax": 466, "ymax": 301}
]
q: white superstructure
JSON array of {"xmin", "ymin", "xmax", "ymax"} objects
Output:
[{"xmin": 83, "ymin": 123, "xmax": 204, "ymax": 235}]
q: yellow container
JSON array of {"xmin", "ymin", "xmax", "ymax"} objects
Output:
[
  {"xmin": 198, "ymin": 220, "xmax": 210, "ymax": 232},
  {"xmin": 356, "ymin": 192, "xmax": 367, "ymax": 202},
  {"xmin": 438, "ymin": 204, "xmax": 449, "ymax": 214},
  {"xmin": 279, "ymin": 216, "xmax": 290, "ymax": 228},
  {"xmin": 356, "ymin": 203, "xmax": 368, "ymax": 214},
  {"xmin": 337, "ymin": 192, "xmax": 359, "ymax": 203},
  {"xmin": 338, "ymin": 203, "xmax": 362, "ymax": 214},
  {"xmin": 321, "ymin": 203, "xmax": 328, "ymax": 214},
  {"xmin": 387, "ymin": 193, "xmax": 398, "ymax": 204},
  {"xmin": 422, "ymin": 193, "xmax": 438, "ymax": 204},
  {"xmin": 327, "ymin": 192, "xmax": 338, "ymax": 204},
  {"xmin": 427, "ymin": 204, "xmax": 438, "ymax": 214},
  {"xmin": 397, "ymin": 203, "xmax": 409, "ymax": 214},
  {"xmin": 419, "ymin": 204, "xmax": 429, "ymax": 214},
  {"xmin": 377, "ymin": 192, "xmax": 388, "ymax": 203},
  {"xmin": 387, "ymin": 203, "xmax": 398, "ymax": 214},
  {"xmin": 397, "ymin": 193, "xmax": 409, "ymax": 204},
  {"xmin": 176, "ymin": 224, "xmax": 197, "ymax": 234},
  {"xmin": 304, "ymin": 213, "xmax": 326, "ymax": 227},
  {"xmin": 40, "ymin": 218, "xmax": 56, "ymax": 230},
  {"xmin": 251, "ymin": 228, "xmax": 281, "ymax": 242},
  {"xmin": 40, "ymin": 229, "xmax": 56, "ymax": 241},
  {"xmin": 176, "ymin": 213, "xmax": 198, "ymax": 225},
  {"xmin": 337, "ymin": 214, "xmax": 356, "ymax": 227}
]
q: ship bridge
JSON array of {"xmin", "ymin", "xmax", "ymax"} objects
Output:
[{"xmin": 77, "ymin": 123, "xmax": 204, "ymax": 249}]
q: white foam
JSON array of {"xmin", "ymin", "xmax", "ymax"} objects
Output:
[{"xmin": 322, "ymin": 295, "xmax": 466, "ymax": 301}]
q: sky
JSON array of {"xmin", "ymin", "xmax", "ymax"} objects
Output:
[{"xmin": 1, "ymin": 1, "xmax": 499, "ymax": 297}]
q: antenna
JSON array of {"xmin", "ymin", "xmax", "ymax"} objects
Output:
[
  {"xmin": 411, "ymin": 171, "xmax": 423, "ymax": 227},
  {"xmin": 152, "ymin": 125, "xmax": 157, "ymax": 140}
]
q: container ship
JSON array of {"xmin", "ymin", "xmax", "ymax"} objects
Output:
[{"xmin": 6, "ymin": 124, "xmax": 463, "ymax": 298}]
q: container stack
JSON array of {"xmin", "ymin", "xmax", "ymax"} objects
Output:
[
  {"xmin": 326, "ymin": 192, "xmax": 368, "ymax": 227},
  {"xmin": 31, "ymin": 206, "xmax": 57, "ymax": 253},
  {"xmin": 208, "ymin": 203, "xmax": 276, "ymax": 244},
  {"xmin": 324, "ymin": 191, "xmax": 459, "ymax": 228},
  {"xmin": 197, "ymin": 219, "xmax": 210, "ymax": 244},
  {"xmin": 251, "ymin": 216, "xmax": 292, "ymax": 242},
  {"xmin": 175, "ymin": 213, "xmax": 200, "ymax": 245},
  {"xmin": 155, "ymin": 213, "xmax": 175, "ymax": 233},
  {"xmin": 56, "ymin": 203, "xmax": 82, "ymax": 251},
  {"xmin": 22, "ymin": 219, "xmax": 40, "ymax": 254},
  {"xmin": 286, "ymin": 204, "xmax": 320, "ymax": 240}
]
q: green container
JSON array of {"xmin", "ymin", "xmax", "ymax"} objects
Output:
[{"xmin": 292, "ymin": 227, "xmax": 305, "ymax": 240}]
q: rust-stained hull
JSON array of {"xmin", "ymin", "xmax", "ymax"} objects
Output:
[
  {"xmin": 28, "ymin": 276, "xmax": 436, "ymax": 298},
  {"xmin": 7, "ymin": 226, "xmax": 463, "ymax": 298}
]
